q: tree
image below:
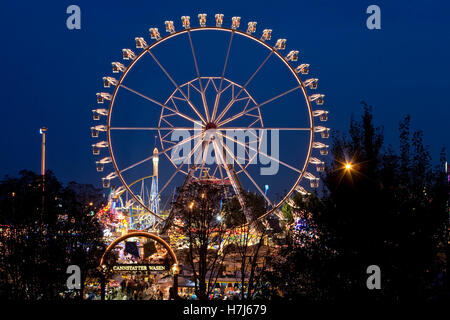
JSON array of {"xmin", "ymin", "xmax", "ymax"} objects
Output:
[
  {"xmin": 0, "ymin": 170, "xmax": 105, "ymax": 300},
  {"xmin": 224, "ymin": 192, "xmax": 271, "ymax": 300},
  {"xmin": 261, "ymin": 103, "xmax": 449, "ymax": 302},
  {"xmin": 172, "ymin": 181, "xmax": 231, "ymax": 300}
]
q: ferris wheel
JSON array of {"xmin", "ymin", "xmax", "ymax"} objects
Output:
[{"xmin": 91, "ymin": 13, "xmax": 330, "ymax": 231}]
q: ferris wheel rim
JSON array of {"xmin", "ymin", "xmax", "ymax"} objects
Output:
[{"xmin": 104, "ymin": 25, "xmax": 316, "ymax": 226}]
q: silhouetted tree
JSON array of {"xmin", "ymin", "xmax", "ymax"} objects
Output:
[
  {"xmin": 262, "ymin": 103, "xmax": 449, "ymax": 302},
  {"xmin": 0, "ymin": 170, "xmax": 104, "ymax": 300}
]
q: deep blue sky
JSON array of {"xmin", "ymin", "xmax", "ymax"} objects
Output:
[{"xmin": 0, "ymin": 0, "xmax": 449, "ymax": 193}]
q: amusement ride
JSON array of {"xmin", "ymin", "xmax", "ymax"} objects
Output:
[{"xmin": 91, "ymin": 13, "xmax": 330, "ymax": 243}]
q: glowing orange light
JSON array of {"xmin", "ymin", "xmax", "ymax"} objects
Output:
[
  {"xmin": 345, "ymin": 163, "xmax": 352, "ymax": 170},
  {"xmin": 189, "ymin": 201, "xmax": 195, "ymax": 210}
]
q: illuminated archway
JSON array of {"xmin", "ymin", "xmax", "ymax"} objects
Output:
[{"xmin": 100, "ymin": 231, "xmax": 178, "ymax": 272}]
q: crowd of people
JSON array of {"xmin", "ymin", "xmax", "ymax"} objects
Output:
[{"xmin": 115, "ymin": 276, "xmax": 166, "ymax": 300}]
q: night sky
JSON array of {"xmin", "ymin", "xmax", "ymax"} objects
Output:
[{"xmin": 1, "ymin": 0, "xmax": 449, "ymax": 196}]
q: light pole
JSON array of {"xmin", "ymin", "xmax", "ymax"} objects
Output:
[
  {"xmin": 40, "ymin": 127, "xmax": 47, "ymax": 220},
  {"xmin": 40, "ymin": 127, "xmax": 47, "ymax": 179}
]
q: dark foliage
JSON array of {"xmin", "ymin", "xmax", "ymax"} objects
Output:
[
  {"xmin": 0, "ymin": 170, "xmax": 105, "ymax": 300},
  {"xmin": 264, "ymin": 102, "xmax": 449, "ymax": 302}
]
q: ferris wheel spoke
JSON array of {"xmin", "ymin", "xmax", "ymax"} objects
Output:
[
  {"xmin": 217, "ymin": 84, "xmax": 302, "ymax": 127},
  {"xmin": 211, "ymin": 164, "xmax": 220, "ymax": 178},
  {"xmin": 211, "ymin": 31, "xmax": 234, "ymax": 122},
  {"xmin": 146, "ymin": 50, "xmax": 207, "ymax": 124},
  {"xmin": 242, "ymin": 97, "xmax": 252, "ymax": 112},
  {"xmin": 218, "ymin": 131, "xmax": 303, "ymax": 175},
  {"xmin": 210, "ymin": 78, "xmax": 219, "ymax": 93},
  {"xmin": 214, "ymin": 51, "xmax": 273, "ymax": 123},
  {"xmin": 215, "ymin": 138, "xmax": 274, "ymax": 208},
  {"xmin": 119, "ymin": 84, "xmax": 202, "ymax": 126},
  {"xmin": 217, "ymin": 162, "xmax": 225, "ymax": 181},
  {"xmin": 196, "ymin": 141, "xmax": 211, "ymax": 179},
  {"xmin": 187, "ymin": 30, "xmax": 210, "ymax": 123},
  {"xmin": 161, "ymin": 130, "xmax": 174, "ymax": 140},
  {"xmin": 161, "ymin": 117, "xmax": 175, "ymax": 128},
  {"xmin": 211, "ymin": 140, "xmax": 246, "ymax": 209},
  {"xmin": 119, "ymin": 131, "xmax": 201, "ymax": 174},
  {"xmin": 110, "ymin": 127, "xmax": 198, "ymax": 131},
  {"xmin": 165, "ymin": 136, "xmax": 203, "ymax": 169}
]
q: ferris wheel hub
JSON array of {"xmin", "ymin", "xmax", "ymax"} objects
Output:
[{"xmin": 204, "ymin": 122, "xmax": 217, "ymax": 130}]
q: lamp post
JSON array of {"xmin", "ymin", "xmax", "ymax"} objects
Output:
[
  {"xmin": 40, "ymin": 127, "xmax": 47, "ymax": 181},
  {"xmin": 40, "ymin": 127, "xmax": 47, "ymax": 220}
]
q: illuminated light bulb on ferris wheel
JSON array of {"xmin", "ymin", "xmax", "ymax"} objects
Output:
[
  {"xmin": 102, "ymin": 76, "xmax": 118, "ymax": 88},
  {"xmin": 247, "ymin": 22, "xmax": 257, "ymax": 34},
  {"xmin": 198, "ymin": 13, "xmax": 207, "ymax": 27},
  {"xmin": 314, "ymin": 126, "xmax": 330, "ymax": 138},
  {"xmin": 231, "ymin": 16, "xmax": 241, "ymax": 29},
  {"xmin": 149, "ymin": 28, "xmax": 161, "ymax": 40},
  {"xmin": 95, "ymin": 161, "xmax": 104, "ymax": 172},
  {"xmin": 295, "ymin": 63, "xmax": 310, "ymax": 75},
  {"xmin": 92, "ymin": 141, "xmax": 108, "ymax": 155},
  {"xmin": 105, "ymin": 172, "xmax": 118, "ymax": 180},
  {"xmin": 286, "ymin": 50, "xmax": 299, "ymax": 62},
  {"xmin": 96, "ymin": 158, "xmax": 111, "ymax": 172},
  {"xmin": 215, "ymin": 14, "xmax": 224, "ymax": 27},
  {"xmin": 165, "ymin": 21, "xmax": 175, "ymax": 34},
  {"xmin": 122, "ymin": 49, "xmax": 136, "ymax": 60},
  {"xmin": 135, "ymin": 37, "xmax": 147, "ymax": 49},
  {"xmin": 304, "ymin": 78, "xmax": 318, "ymax": 89},
  {"xmin": 111, "ymin": 62, "xmax": 126, "ymax": 73},
  {"xmin": 310, "ymin": 157, "xmax": 326, "ymax": 172},
  {"xmin": 261, "ymin": 29, "xmax": 272, "ymax": 41},
  {"xmin": 313, "ymin": 110, "xmax": 329, "ymax": 122},
  {"xmin": 96, "ymin": 92, "xmax": 112, "ymax": 104},
  {"xmin": 181, "ymin": 16, "xmax": 190, "ymax": 29},
  {"xmin": 304, "ymin": 172, "xmax": 320, "ymax": 188},
  {"xmin": 316, "ymin": 162, "xmax": 325, "ymax": 172},
  {"xmin": 98, "ymin": 157, "xmax": 112, "ymax": 164},
  {"xmin": 295, "ymin": 185, "xmax": 309, "ymax": 195},
  {"xmin": 313, "ymin": 142, "xmax": 329, "ymax": 155},
  {"xmin": 92, "ymin": 108, "xmax": 108, "ymax": 120},
  {"xmin": 309, "ymin": 93, "xmax": 325, "ymax": 105},
  {"xmin": 91, "ymin": 125, "xmax": 107, "ymax": 138},
  {"xmin": 275, "ymin": 38, "xmax": 287, "ymax": 50},
  {"xmin": 102, "ymin": 178, "xmax": 110, "ymax": 188},
  {"xmin": 309, "ymin": 157, "xmax": 322, "ymax": 165}
]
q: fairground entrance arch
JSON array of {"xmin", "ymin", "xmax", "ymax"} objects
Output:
[{"xmin": 99, "ymin": 231, "xmax": 179, "ymax": 300}]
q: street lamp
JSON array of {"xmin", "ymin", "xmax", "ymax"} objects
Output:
[
  {"xmin": 345, "ymin": 162, "xmax": 353, "ymax": 171},
  {"xmin": 40, "ymin": 126, "xmax": 47, "ymax": 220},
  {"xmin": 40, "ymin": 127, "xmax": 47, "ymax": 177}
]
